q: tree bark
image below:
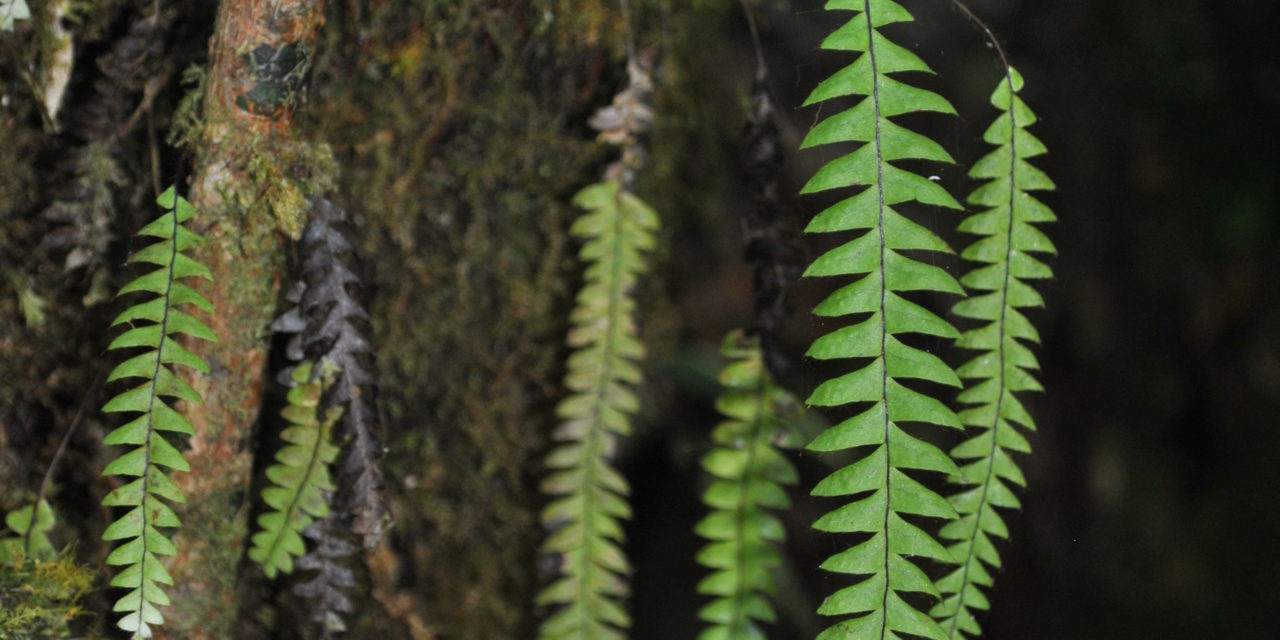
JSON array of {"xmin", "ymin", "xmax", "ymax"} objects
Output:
[{"xmin": 164, "ymin": 2, "xmax": 325, "ymax": 638}]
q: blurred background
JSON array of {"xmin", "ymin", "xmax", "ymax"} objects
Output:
[{"xmin": 625, "ymin": 1, "xmax": 1280, "ymax": 638}]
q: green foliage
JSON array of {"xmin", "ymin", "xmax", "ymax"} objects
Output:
[
  {"xmin": 931, "ymin": 67, "xmax": 1056, "ymax": 639},
  {"xmin": 537, "ymin": 179, "xmax": 658, "ymax": 639},
  {"xmin": 0, "ymin": 500, "xmax": 55, "ymax": 562},
  {"xmin": 0, "ymin": 552, "xmax": 94, "ymax": 639},
  {"xmin": 100, "ymin": 186, "xmax": 216, "ymax": 640},
  {"xmin": 799, "ymin": 1, "xmax": 968, "ymax": 637},
  {"xmin": 0, "ymin": 0, "xmax": 29, "ymax": 32},
  {"xmin": 249, "ymin": 361, "xmax": 342, "ymax": 579},
  {"xmin": 695, "ymin": 331, "xmax": 801, "ymax": 640}
]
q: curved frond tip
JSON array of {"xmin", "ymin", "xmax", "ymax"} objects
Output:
[
  {"xmin": 99, "ymin": 186, "xmax": 215, "ymax": 639},
  {"xmin": 800, "ymin": 1, "xmax": 966, "ymax": 638},
  {"xmin": 931, "ymin": 67, "xmax": 1056, "ymax": 639}
]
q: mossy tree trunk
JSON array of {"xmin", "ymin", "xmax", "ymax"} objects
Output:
[{"xmin": 166, "ymin": 2, "xmax": 325, "ymax": 637}]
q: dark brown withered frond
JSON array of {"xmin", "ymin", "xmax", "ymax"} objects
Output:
[
  {"xmin": 76, "ymin": 7, "xmax": 173, "ymax": 141},
  {"xmin": 293, "ymin": 514, "xmax": 358, "ymax": 637},
  {"xmin": 294, "ymin": 197, "xmax": 387, "ymax": 549},
  {"xmin": 271, "ymin": 197, "xmax": 388, "ymax": 549}
]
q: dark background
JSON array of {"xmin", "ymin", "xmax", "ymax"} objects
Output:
[{"xmin": 625, "ymin": 1, "xmax": 1280, "ymax": 638}]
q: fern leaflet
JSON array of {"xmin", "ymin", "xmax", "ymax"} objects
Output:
[
  {"xmin": 800, "ymin": 1, "xmax": 967, "ymax": 638},
  {"xmin": 100, "ymin": 186, "xmax": 215, "ymax": 639},
  {"xmin": 0, "ymin": 500, "xmax": 56, "ymax": 561},
  {"xmin": 931, "ymin": 67, "xmax": 1056, "ymax": 639},
  {"xmin": 249, "ymin": 361, "xmax": 342, "ymax": 579},
  {"xmin": 695, "ymin": 331, "xmax": 800, "ymax": 640},
  {"xmin": 0, "ymin": 0, "xmax": 29, "ymax": 32},
  {"xmin": 537, "ymin": 179, "xmax": 658, "ymax": 640}
]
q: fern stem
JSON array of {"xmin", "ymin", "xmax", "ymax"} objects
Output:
[
  {"xmin": 945, "ymin": 0, "xmax": 1010, "ymax": 71},
  {"xmin": 25, "ymin": 370, "xmax": 101, "ymax": 557},
  {"xmin": 577, "ymin": 184, "xmax": 630, "ymax": 636},
  {"xmin": 860, "ymin": 2, "xmax": 896, "ymax": 637},
  {"xmin": 130, "ymin": 202, "xmax": 180, "ymax": 635},
  {"xmin": 728, "ymin": 375, "xmax": 771, "ymax": 637}
]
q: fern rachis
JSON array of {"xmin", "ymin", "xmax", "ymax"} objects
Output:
[
  {"xmin": 99, "ymin": 185, "xmax": 216, "ymax": 639},
  {"xmin": 800, "ymin": 1, "xmax": 967, "ymax": 638},
  {"xmin": 931, "ymin": 67, "xmax": 1056, "ymax": 639}
]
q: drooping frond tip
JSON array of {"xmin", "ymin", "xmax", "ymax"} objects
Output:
[
  {"xmin": 799, "ymin": 1, "xmax": 967, "ymax": 638},
  {"xmin": 100, "ymin": 186, "xmax": 215, "ymax": 639},
  {"xmin": 249, "ymin": 361, "xmax": 342, "ymax": 579},
  {"xmin": 536, "ymin": 179, "xmax": 658, "ymax": 640},
  {"xmin": 932, "ymin": 67, "xmax": 1056, "ymax": 639},
  {"xmin": 695, "ymin": 331, "xmax": 801, "ymax": 640}
]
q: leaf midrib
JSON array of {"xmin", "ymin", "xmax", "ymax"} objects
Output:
[
  {"xmin": 724, "ymin": 364, "xmax": 772, "ymax": 637},
  {"xmin": 860, "ymin": 2, "xmax": 894, "ymax": 638},
  {"xmin": 131, "ymin": 199, "xmax": 181, "ymax": 634},
  {"xmin": 573, "ymin": 190, "xmax": 631, "ymax": 637},
  {"xmin": 262, "ymin": 378, "xmax": 329, "ymax": 573}
]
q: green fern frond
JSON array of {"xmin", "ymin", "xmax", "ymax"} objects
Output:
[
  {"xmin": 0, "ymin": 0, "xmax": 30, "ymax": 32},
  {"xmin": 931, "ymin": 67, "xmax": 1056, "ymax": 639},
  {"xmin": 249, "ymin": 361, "xmax": 342, "ymax": 579},
  {"xmin": 537, "ymin": 179, "xmax": 658, "ymax": 640},
  {"xmin": 799, "ymin": 1, "xmax": 968, "ymax": 638},
  {"xmin": 99, "ymin": 185, "xmax": 215, "ymax": 640},
  {"xmin": 695, "ymin": 331, "xmax": 800, "ymax": 640},
  {"xmin": 0, "ymin": 500, "xmax": 56, "ymax": 562}
]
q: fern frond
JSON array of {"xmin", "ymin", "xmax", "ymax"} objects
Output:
[
  {"xmin": 294, "ymin": 515, "xmax": 357, "ymax": 635},
  {"xmin": 536, "ymin": 179, "xmax": 658, "ymax": 640},
  {"xmin": 0, "ymin": 0, "xmax": 30, "ymax": 32},
  {"xmin": 276, "ymin": 197, "xmax": 387, "ymax": 548},
  {"xmin": 249, "ymin": 361, "xmax": 342, "ymax": 579},
  {"xmin": 269, "ymin": 197, "xmax": 378, "ymax": 632},
  {"xmin": 99, "ymin": 186, "xmax": 215, "ymax": 640},
  {"xmin": 931, "ymin": 67, "xmax": 1056, "ymax": 639},
  {"xmin": 695, "ymin": 331, "xmax": 800, "ymax": 640},
  {"xmin": 799, "ymin": 1, "xmax": 967, "ymax": 638},
  {"xmin": 0, "ymin": 500, "xmax": 56, "ymax": 561}
]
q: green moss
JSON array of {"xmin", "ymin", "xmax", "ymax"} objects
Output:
[
  {"xmin": 244, "ymin": 139, "xmax": 339, "ymax": 240},
  {"xmin": 168, "ymin": 64, "xmax": 208, "ymax": 149},
  {"xmin": 0, "ymin": 554, "xmax": 94, "ymax": 640}
]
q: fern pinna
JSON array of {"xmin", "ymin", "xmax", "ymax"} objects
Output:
[
  {"xmin": 695, "ymin": 331, "xmax": 800, "ymax": 640},
  {"xmin": 0, "ymin": 500, "xmax": 55, "ymax": 562},
  {"xmin": 249, "ymin": 361, "xmax": 341, "ymax": 579},
  {"xmin": 537, "ymin": 178, "xmax": 658, "ymax": 640},
  {"xmin": 800, "ymin": 1, "xmax": 969, "ymax": 638},
  {"xmin": 931, "ymin": 67, "xmax": 1056, "ymax": 639},
  {"xmin": 100, "ymin": 186, "xmax": 215, "ymax": 639}
]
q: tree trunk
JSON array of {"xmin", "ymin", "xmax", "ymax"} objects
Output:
[{"xmin": 165, "ymin": 2, "xmax": 325, "ymax": 637}]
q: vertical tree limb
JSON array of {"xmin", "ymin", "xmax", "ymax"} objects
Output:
[{"xmin": 166, "ymin": 1, "xmax": 324, "ymax": 637}]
